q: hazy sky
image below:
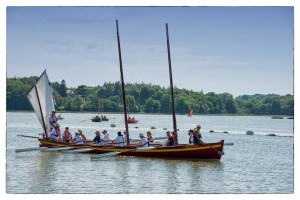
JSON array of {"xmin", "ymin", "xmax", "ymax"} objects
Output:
[{"xmin": 6, "ymin": 6, "xmax": 294, "ymax": 97}]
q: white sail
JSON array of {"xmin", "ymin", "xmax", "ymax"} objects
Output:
[{"xmin": 27, "ymin": 71, "xmax": 55, "ymax": 134}]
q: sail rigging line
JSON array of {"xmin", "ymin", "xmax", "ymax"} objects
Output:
[
  {"xmin": 165, "ymin": 23, "xmax": 178, "ymax": 144},
  {"xmin": 116, "ymin": 19, "xmax": 129, "ymax": 145}
]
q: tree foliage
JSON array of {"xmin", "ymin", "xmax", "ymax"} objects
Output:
[{"xmin": 6, "ymin": 76, "xmax": 294, "ymax": 115}]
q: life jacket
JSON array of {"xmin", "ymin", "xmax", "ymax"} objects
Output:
[{"xmin": 63, "ymin": 131, "xmax": 72, "ymax": 139}]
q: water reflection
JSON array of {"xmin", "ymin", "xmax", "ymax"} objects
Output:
[{"xmin": 29, "ymin": 152, "xmax": 62, "ymax": 193}]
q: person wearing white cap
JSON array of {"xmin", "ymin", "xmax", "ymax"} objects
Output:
[
  {"xmin": 50, "ymin": 124, "xmax": 61, "ymax": 141},
  {"xmin": 78, "ymin": 129, "xmax": 87, "ymax": 142},
  {"xmin": 193, "ymin": 125, "xmax": 204, "ymax": 145},
  {"xmin": 138, "ymin": 133, "xmax": 149, "ymax": 147}
]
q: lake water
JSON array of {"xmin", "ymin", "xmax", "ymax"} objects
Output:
[{"xmin": 6, "ymin": 112, "xmax": 294, "ymax": 194}]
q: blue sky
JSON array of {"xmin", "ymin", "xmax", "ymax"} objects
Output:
[{"xmin": 6, "ymin": 6, "xmax": 294, "ymax": 97}]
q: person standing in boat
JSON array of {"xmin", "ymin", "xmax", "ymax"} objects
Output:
[
  {"xmin": 62, "ymin": 127, "xmax": 73, "ymax": 143},
  {"xmin": 73, "ymin": 132, "xmax": 83, "ymax": 144},
  {"xmin": 193, "ymin": 125, "xmax": 204, "ymax": 145},
  {"xmin": 78, "ymin": 129, "xmax": 87, "ymax": 142},
  {"xmin": 91, "ymin": 131, "xmax": 104, "ymax": 145},
  {"xmin": 50, "ymin": 124, "xmax": 61, "ymax": 141},
  {"xmin": 164, "ymin": 131, "xmax": 175, "ymax": 146},
  {"xmin": 112, "ymin": 131, "xmax": 125, "ymax": 147},
  {"xmin": 102, "ymin": 130, "xmax": 110, "ymax": 143},
  {"xmin": 49, "ymin": 110, "xmax": 58, "ymax": 131},
  {"xmin": 138, "ymin": 133, "xmax": 149, "ymax": 147},
  {"xmin": 146, "ymin": 131, "xmax": 154, "ymax": 145}
]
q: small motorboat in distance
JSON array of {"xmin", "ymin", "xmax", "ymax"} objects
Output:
[
  {"xmin": 127, "ymin": 116, "xmax": 138, "ymax": 124},
  {"xmin": 91, "ymin": 115, "xmax": 101, "ymax": 122}
]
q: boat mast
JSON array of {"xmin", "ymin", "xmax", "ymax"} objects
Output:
[
  {"xmin": 34, "ymin": 84, "xmax": 48, "ymax": 139},
  {"xmin": 116, "ymin": 20, "xmax": 129, "ymax": 145},
  {"xmin": 165, "ymin": 23, "xmax": 178, "ymax": 144}
]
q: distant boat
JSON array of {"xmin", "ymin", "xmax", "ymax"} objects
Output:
[
  {"xmin": 57, "ymin": 113, "xmax": 64, "ymax": 120},
  {"xmin": 287, "ymin": 116, "xmax": 294, "ymax": 119},
  {"xmin": 91, "ymin": 115, "xmax": 109, "ymax": 122},
  {"xmin": 127, "ymin": 116, "xmax": 138, "ymax": 124},
  {"xmin": 91, "ymin": 115, "xmax": 101, "ymax": 122},
  {"xmin": 271, "ymin": 116, "xmax": 283, "ymax": 119}
]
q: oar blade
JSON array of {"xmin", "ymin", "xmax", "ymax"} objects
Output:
[
  {"xmin": 218, "ymin": 151, "xmax": 225, "ymax": 156},
  {"xmin": 90, "ymin": 152, "xmax": 121, "ymax": 159},
  {"xmin": 63, "ymin": 148, "xmax": 93, "ymax": 153},
  {"xmin": 15, "ymin": 147, "xmax": 47, "ymax": 153},
  {"xmin": 42, "ymin": 146, "xmax": 73, "ymax": 152}
]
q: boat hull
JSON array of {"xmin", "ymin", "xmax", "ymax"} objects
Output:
[{"xmin": 38, "ymin": 139, "xmax": 224, "ymax": 160}]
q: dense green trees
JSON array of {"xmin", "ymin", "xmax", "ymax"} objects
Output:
[{"xmin": 6, "ymin": 76, "xmax": 294, "ymax": 116}]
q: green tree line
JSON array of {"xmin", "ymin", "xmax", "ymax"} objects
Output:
[{"xmin": 6, "ymin": 76, "xmax": 294, "ymax": 115}]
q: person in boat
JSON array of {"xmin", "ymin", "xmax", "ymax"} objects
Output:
[
  {"xmin": 78, "ymin": 129, "xmax": 87, "ymax": 142},
  {"xmin": 62, "ymin": 127, "xmax": 73, "ymax": 143},
  {"xmin": 124, "ymin": 131, "xmax": 132, "ymax": 144},
  {"xmin": 193, "ymin": 125, "xmax": 204, "ymax": 145},
  {"xmin": 172, "ymin": 131, "xmax": 178, "ymax": 145},
  {"xmin": 112, "ymin": 131, "xmax": 125, "ymax": 147},
  {"xmin": 49, "ymin": 110, "xmax": 58, "ymax": 131},
  {"xmin": 188, "ymin": 129, "xmax": 194, "ymax": 144},
  {"xmin": 138, "ymin": 133, "xmax": 149, "ymax": 147},
  {"xmin": 91, "ymin": 131, "xmax": 104, "ymax": 145},
  {"xmin": 73, "ymin": 132, "xmax": 83, "ymax": 144},
  {"xmin": 102, "ymin": 130, "xmax": 110, "ymax": 143},
  {"xmin": 50, "ymin": 124, "xmax": 61, "ymax": 141},
  {"xmin": 164, "ymin": 131, "xmax": 175, "ymax": 147},
  {"xmin": 146, "ymin": 131, "xmax": 154, "ymax": 145}
]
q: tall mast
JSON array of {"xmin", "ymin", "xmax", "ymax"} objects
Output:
[
  {"xmin": 165, "ymin": 23, "xmax": 178, "ymax": 144},
  {"xmin": 116, "ymin": 20, "xmax": 129, "ymax": 145}
]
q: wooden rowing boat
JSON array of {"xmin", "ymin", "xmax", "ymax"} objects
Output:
[{"xmin": 37, "ymin": 138, "xmax": 224, "ymax": 160}]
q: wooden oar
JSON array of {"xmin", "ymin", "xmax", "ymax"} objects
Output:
[
  {"xmin": 204, "ymin": 143, "xmax": 224, "ymax": 156},
  {"xmin": 224, "ymin": 142, "xmax": 234, "ymax": 146},
  {"xmin": 153, "ymin": 136, "xmax": 167, "ymax": 140},
  {"xmin": 62, "ymin": 148, "xmax": 94, "ymax": 153},
  {"xmin": 17, "ymin": 134, "xmax": 41, "ymax": 139},
  {"xmin": 15, "ymin": 147, "xmax": 47, "ymax": 153},
  {"xmin": 41, "ymin": 146, "xmax": 73, "ymax": 152},
  {"xmin": 90, "ymin": 146, "xmax": 155, "ymax": 159}
]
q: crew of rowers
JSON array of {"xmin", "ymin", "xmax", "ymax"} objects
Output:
[
  {"xmin": 49, "ymin": 110, "xmax": 204, "ymax": 147},
  {"xmin": 49, "ymin": 124, "xmax": 204, "ymax": 147}
]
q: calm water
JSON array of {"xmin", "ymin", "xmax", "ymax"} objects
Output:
[{"xmin": 6, "ymin": 112, "xmax": 294, "ymax": 193}]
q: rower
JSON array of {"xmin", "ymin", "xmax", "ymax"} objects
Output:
[
  {"xmin": 73, "ymin": 132, "xmax": 83, "ymax": 144},
  {"xmin": 62, "ymin": 127, "xmax": 73, "ymax": 143},
  {"xmin": 92, "ymin": 131, "xmax": 104, "ymax": 145},
  {"xmin": 138, "ymin": 133, "xmax": 149, "ymax": 147},
  {"xmin": 112, "ymin": 131, "xmax": 125, "ymax": 147},
  {"xmin": 50, "ymin": 124, "xmax": 61, "ymax": 142},
  {"xmin": 164, "ymin": 131, "xmax": 175, "ymax": 147}
]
